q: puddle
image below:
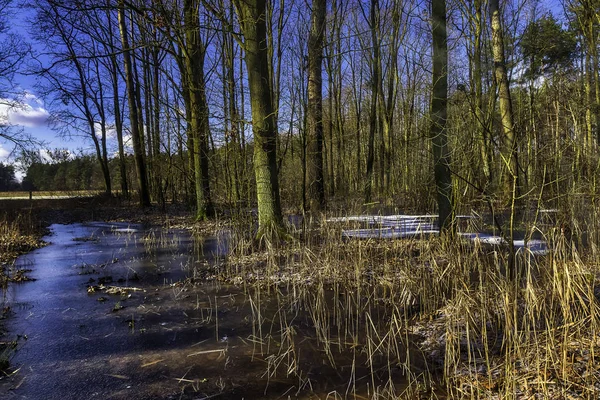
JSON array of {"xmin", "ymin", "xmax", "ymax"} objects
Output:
[
  {"xmin": 0, "ymin": 222, "xmax": 247, "ymax": 399},
  {"xmin": 0, "ymin": 222, "xmax": 418, "ymax": 399}
]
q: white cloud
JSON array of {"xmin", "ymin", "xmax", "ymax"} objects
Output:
[
  {"xmin": 7, "ymin": 107, "xmax": 49, "ymax": 127},
  {"xmin": 94, "ymin": 121, "xmax": 118, "ymax": 140},
  {"xmin": 0, "ymin": 144, "xmax": 9, "ymax": 161},
  {"xmin": 23, "ymin": 91, "xmax": 44, "ymax": 106},
  {"xmin": 0, "ymin": 93, "xmax": 50, "ymax": 128}
]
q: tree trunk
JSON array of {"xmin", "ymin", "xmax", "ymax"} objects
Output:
[
  {"xmin": 233, "ymin": 0, "xmax": 284, "ymax": 237},
  {"xmin": 110, "ymin": 54, "xmax": 129, "ymax": 198},
  {"xmin": 306, "ymin": 0, "xmax": 326, "ymax": 211},
  {"xmin": 184, "ymin": 0, "xmax": 214, "ymax": 219},
  {"xmin": 106, "ymin": 5, "xmax": 128, "ymax": 198},
  {"xmin": 222, "ymin": 1, "xmax": 243, "ymax": 204},
  {"xmin": 118, "ymin": 0, "xmax": 151, "ymax": 207},
  {"xmin": 431, "ymin": 0, "xmax": 453, "ymax": 234},
  {"xmin": 490, "ymin": 0, "xmax": 518, "ymax": 275},
  {"xmin": 151, "ymin": 38, "xmax": 164, "ymax": 208},
  {"xmin": 490, "ymin": 0, "xmax": 519, "ymax": 202},
  {"xmin": 351, "ymin": 54, "xmax": 363, "ymax": 192},
  {"xmin": 473, "ymin": 0, "xmax": 492, "ymax": 186},
  {"xmin": 175, "ymin": 45, "xmax": 196, "ymax": 205},
  {"xmin": 364, "ymin": 0, "xmax": 379, "ymax": 203},
  {"xmin": 92, "ymin": 56, "xmax": 111, "ymax": 197},
  {"xmin": 379, "ymin": 0, "xmax": 401, "ymax": 194}
]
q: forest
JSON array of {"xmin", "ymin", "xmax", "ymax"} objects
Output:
[{"xmin": 0, "ymin": 0, "xmax": 596, "ymax": 229}]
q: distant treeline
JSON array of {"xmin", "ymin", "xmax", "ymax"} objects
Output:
[
  {"xmin": 21, "ymin": 155, "xmax": 135, "ymax": 193},
  {"xmin": 0, "ymin": 157, "xmax": 112, "ymax": 192},
  {"xmin": 0, "ymin": 163, "xmax": 19, "ymax": 191}
]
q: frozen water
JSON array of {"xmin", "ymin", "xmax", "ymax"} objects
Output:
[
  {"xmin": 335, "ymin": 214, "xmax": 549, "ymax": 255},
  {"xmin": 112, "ymin": 227, "xmax": 138, "ymax": 233},
  {"xmin": 342, "ymin": 228, "xmax": 440, "ymax": 239},
  {"xmin": 338, "ymin": 214, "xmax": 439, "ymax": 240}
]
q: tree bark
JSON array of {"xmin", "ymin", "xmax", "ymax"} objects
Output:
[
  {"xmin": 118, "ymin": 0, "xmax": 151, "ymax": 207},
  {"xmin": 233, "ymin": 0, "xmax": 284, "ymax": 237},
  {"xmin": 184, "ymin": 0, "xmax": 214, "ymax": 219},
  {"xmin": 105, "ymin": 5, "xmax": 128, "ymax": 198},
  {"xmin": 473, "ymin": 0, "xmax": 492, "ymax": 186},
  {"xmin": 364, "ymin": 0, "xmax": 379, "ymax": 203},
  {"xmin": 379, "ymin": 0, "xmax": 401, "ymax": 194},
  {"xmin": 306, "ymin": 0, "xmax": 326, "ymax": 211},
  {"xmin": 431, "ymin": 0, "xmax": 453, "ymax": 234},
  {"xmin": 490, "ymin": 0, "xmax": 519, "ymax": 201},
  {"xmin": 490, "ymin": 0, "xmax": 518, "ymax": 275}
]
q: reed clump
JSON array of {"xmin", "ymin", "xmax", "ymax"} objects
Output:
[
  {"xmin": 0, "ymin": 215, "xmax": 44, "ymax": 283},
  {"xmin": 0, "ymin": 213, "xmax": 43, "ymax": 374},
  {"xmin": 207, "ymin": 209, "xmax": 600, "ymax": 399}
]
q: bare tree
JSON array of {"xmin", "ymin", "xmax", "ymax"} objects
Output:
[
  {"xmin": 118, "ymin": 0, "xmax": 151, "ymax": 206},
  {"xmin": 361, "ymin": 0, "xmax": 380, "ymax": 203},
  {"xmin": 232, "ymin": 0, "xmax": 284, "ymax": 237},
  {"xmin": 32, "ymin": 1, "xmax": 112, "ymax": 195},
  {"xmin": 103, "ymin": 4, "xmax": 129, "ymax": 198},
  {"xmin": 306, "ymin": 0, "xmax": 326, "ymax": 211},
  {"xmin": 183, "ymin": 0, "xmax": 214, "ymax": 219},
  {"xmin": 0, "ymin": 0, "xmax": 34, "ymax": 148},
  {"xmin": 490, "ymin": 0, "xmax": 519, "ymax": 201},
  {"xmin": 431, "ymin": 0, "xmax": 453, "ymax": 233}
]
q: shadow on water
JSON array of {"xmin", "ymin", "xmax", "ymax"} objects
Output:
[{"xmin": 0, "ymin": 222, "xmax": 423, "ymax": 399}]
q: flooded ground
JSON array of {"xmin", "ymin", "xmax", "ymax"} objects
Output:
[
  {"xmin": 0, "ymin": 222, "xmax": 418, "ymax": 399},
  {"xmin": 2, "ymin": 210, "xmax": 595, "ymax": 399},
  {"xmin": 1, "ymin": 222, "xmax": 229, "ymax": 399}
]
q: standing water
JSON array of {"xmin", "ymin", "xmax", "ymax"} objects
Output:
[
  {"xmin": 1, "ymin": 221, "xmax": 418, "ymax": 399},
  {"xmin": 0, "ymin": 222, "xmax": 254, "ymax": 399},
  {"xmin": 0, "ymin": 214, "xmax": 558, "ymax": 399}
]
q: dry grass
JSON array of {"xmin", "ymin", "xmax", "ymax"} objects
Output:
[
  {"xmin": 0, "ymin": 214, "xmax": 44, "ymax": 374},
  {"xmin": 0, "ymin": 216, "xmax": 44, "ymax": 273},
  {"xmin": 0, "ymin": 190, "xmax": 104, "ymax": 199},
  {"xmin": 194, "ymin": 207, "xmax": 600, "ymax": 399}
]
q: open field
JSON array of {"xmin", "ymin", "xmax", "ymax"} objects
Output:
[{"xmin": 0, "ymin": 190, "xmax": 105, "ymax": 200}]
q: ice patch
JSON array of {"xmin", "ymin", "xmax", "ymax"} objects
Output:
[
  {"xmin": 113, "ymin": 228, "xmax": 138, "ymax": 233},
  {"xmin": 342, "ymin": 228, "xmax": 439, "ymax": 239},
  {"xmin": 336, "ymin": 214, "xmax": 549, "ymax": 254}
]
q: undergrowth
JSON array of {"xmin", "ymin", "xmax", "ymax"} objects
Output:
[{"xmin": 199, "ymin": 206, "xmax": 600, "ymax": 399}]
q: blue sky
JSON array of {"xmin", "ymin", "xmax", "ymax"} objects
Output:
[{"xmin": 0, "ymin": 6, "xmax": 116, "ymax": 168}]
